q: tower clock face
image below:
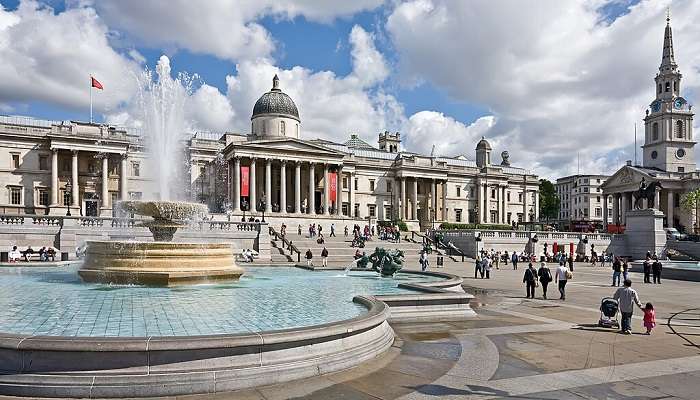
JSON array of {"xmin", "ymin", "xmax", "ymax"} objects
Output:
[
  {"xmin": 677, "ymin": 148, "xmax": 686, "ymax": 159},
  {"xmin": 651, "ymin": 150, "xmax": 658, "ymax": 159},
  {"xmin": 651, "ymin": 100, "xmax": 661, "ymax": 113},
  {"xmin": 674, "ymin": 97, "xmax": 686, "ymax": 110}
]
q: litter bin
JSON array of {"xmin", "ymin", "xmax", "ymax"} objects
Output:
[
  {"xmin": 0, "ymin": 252, "xmax": 7, "ymax": 262},
  {"xmin": 437, "ymin": 256, "xmax": 444, "ymax": 267},
  {"xmin": 61, "ymin": 252, "xmax": 69, "ymax": 261}
]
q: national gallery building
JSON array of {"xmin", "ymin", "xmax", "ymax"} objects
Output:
[{"xmin": 0, "ymin": 75, "xmax": 540, "ymax": 229}]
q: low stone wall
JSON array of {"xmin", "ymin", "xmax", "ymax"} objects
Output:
[
  {"xmin": 667, "ymin": 239, "xmax": 700, "ymax": 260},
  {"xmin": 435, "ymin": 229, "xmax": 626, "ymax": 258},
  {"xmin": 0, "ymin": 215, "xmax": 269, "ymax": 261}
]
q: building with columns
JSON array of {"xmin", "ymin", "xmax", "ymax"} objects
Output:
[
  {"xmin": 601, "ymin": 16, "xmax": 698, "ymax": 233},
  {"xmin": 0, "ymin": 75, "xmax": 540, "ymax": 228}
]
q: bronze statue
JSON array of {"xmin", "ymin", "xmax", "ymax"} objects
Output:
[{"xmin": 632, "ymin": 180, "xmax": 662, "ymax": 210}]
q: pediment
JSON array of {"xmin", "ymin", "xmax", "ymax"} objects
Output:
[
  {"xmin": 227, "ymin": 138, "xmax": 346, "ymax": 159},
  {"xmin": 601, "ymin": 166, "xmax": 652, "ymax": 191}
]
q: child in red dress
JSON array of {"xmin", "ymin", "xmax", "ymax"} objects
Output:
[{"xmin": 643, "ymin": 302, "xmax": 655, "ymax": 335}]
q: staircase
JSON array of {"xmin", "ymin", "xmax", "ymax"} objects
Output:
[{"xmin": 270, "ymin": 230, "xmax": 468, "ymax": 269}]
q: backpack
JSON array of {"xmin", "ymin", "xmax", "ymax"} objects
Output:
[{"xmin": 543, "ymin": 268, "xmax": 552, "ymax": 282}]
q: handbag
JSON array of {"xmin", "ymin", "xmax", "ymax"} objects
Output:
[{"xmin": 565, "ymin": 269, "xmax": 573, "ymax": 280}]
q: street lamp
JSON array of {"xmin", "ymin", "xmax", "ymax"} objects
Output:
[
  {"xmin": 65, "ymin": 178, "xmax": 72, "ymax": 217},
  {"xmin": 259, "ymin": 194, "xmax": 267, "ymax": 223},
  {"xmin": 241, "ymin": 198, "xmax": 249, "ymax": 221}
]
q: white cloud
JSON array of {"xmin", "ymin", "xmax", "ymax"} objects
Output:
[
  {"xmin": 386, "ymin": 0, "xmax": 700, "ymax": 178},
  {"xmin": 403, "ymin": 112, "xmax": 496, "ymax": 157},
  {"xmin": 93, "ymin": 0, "xmax": 384, "ymax": 62},
  {"xmin": 348, "ymin": 25, "xmax": 389, "ymax": 88},
  {"xmin": 187, "ymin": 84, "xmax": 235, "ymax": 132}
]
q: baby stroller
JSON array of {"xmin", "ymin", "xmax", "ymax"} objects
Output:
[{"xmin": 598, "ymin": 297, "xmax": 619, "ymax": 328}]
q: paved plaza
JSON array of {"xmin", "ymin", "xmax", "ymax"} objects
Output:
[{"xmin": 99, "ymin": 260, "xmax": 697, "ymax": 400}]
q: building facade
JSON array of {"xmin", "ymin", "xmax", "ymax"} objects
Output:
[
  {"xmin": 0, "ymin": 75, "xmax": 540, "ymax": 229},
  {"xmin": 601, "ymin": 16, "xmax": 698, "ymax": 233},
  {"xmin": 556, "ymin": 174, "xmax": 611, "ymax": 229}
]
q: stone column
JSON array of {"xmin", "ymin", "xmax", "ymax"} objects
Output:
[
  {"xmin": 50, "ymin": 149, "xmax": 59, "ymax": 206},
  {"xmin": 250, "ymin": 158, "xmax": 257, "ymax": 211},
  {"xmin": 522, "ymin": 186, "xmax": 529, "ymax": 222},
  {"xmin": 265, "ymin": 159, "xmax": 272, "ymax": 213},
  {"xmin": 602, "ymin": 195, "xmax": 609, "ymax": 230},
  {"xmin": 233, "ymin": 157, "xmax": 241, "ymax": 212},
  {"xmin": 478, "ymin": 182, "xmax": 484, "ymax": 224},
  {"xmin": 308, "ymin": 163, "xmax": 315, "ymax": 214},
  {"xmin": 119, "ymin": 153, "xmax": 128, "ymax": 200},
  {"xmin": 612, "ymin": 193, "xmax": 620, "ymax": 225},
  {"xmin": 412, "ymin": 178, "xmax": 418, "ymax": 220},
  {"xmin": 295, "ymin": 162, "xmax": 301, "ymax": 214},
  {"xmin": 495, "ymin": 185, "xmax": 501, "ymax": 224},
  {"xmin": 667, "ymin": 190, "xmax": 674, "ymax": 228},
  {"xmin": 654, "ymin": 189, "xmax": 660, "ymax": 209},
  {"xmin": 71, "ymin": 150, "xmax": 79, "ymax": 208},
  {"xmin": 502, "ymin": 187, "xmax": 508, "ymax": 224},
  {"xmin": 100, "ymin": 155, "xmax": 109, "ymax": 215},
  {"xmin": 280, "ymin": 161, "xmax": 287, "ymax": 214},
  {"xmin": 441, "ymin": 181, "xmax": 447, "ymax": 221},
  {"xmin": 399, "ymin": 177, "xmax": 406, "ymax": 220},
  {"xmin": 431, "ymin": 179, "xmax": 437, "ymax": 221},
  {"xmin": 534, "ymin": 189, "xmax": 539, "ymax": 222},
  {"xmin": 335, "ymin": 166, "xmax": 343, "ymax": 215},
  {"xmin": 323, "ymin": 164, "xmax": 330, "ymax": 215},
  {"xmin": 349, "ymin": 172, "xmax": 356, "ymax": 218},
  {"xmin": 621, "ymin": 192, "xmax": 630, "ymax": 224}
]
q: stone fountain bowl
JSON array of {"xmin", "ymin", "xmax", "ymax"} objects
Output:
[{"xmin": 117, "ymin": 200, "xmax": 209, "ymax": 223}]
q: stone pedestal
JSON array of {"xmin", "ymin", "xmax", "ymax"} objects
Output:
[{"xmin": 624, "ymin": 209, "xmax": 666, "ymax": 259}]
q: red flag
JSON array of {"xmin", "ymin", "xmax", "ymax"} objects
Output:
[
  {"xmin": 329, "ymin": 172, "xmax": 337, "ymax": 202},
  {"xmin": 91, "ymin": 77, "xmax": 103, "ymax": 90},
  {"xmin": 240, "ymin": 166, "xmax": 250, "ymax": 197}
]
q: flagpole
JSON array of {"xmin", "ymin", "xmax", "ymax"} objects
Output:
[{"xmin": 89, "ymin": 75, "xmax": 93, "ymax": 124}]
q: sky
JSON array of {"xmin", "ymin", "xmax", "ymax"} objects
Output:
[{"xmin": 0, "ymin": 0, "xmax": 698, "ymax": 180}]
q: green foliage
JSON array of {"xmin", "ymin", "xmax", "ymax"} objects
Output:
[
  {"xmin": 539, "ymin": 178, "xmax": 560, "ymax": 221},
  {"xmin": 377, "ymin": 220, "xmax": 408, "ymax": 231},
  {"xmin": 680, "ymin": 188, "xmax": 700, "ymax": 212},
  {"xmin": 439, "ymin": 223, "xmax": 513, "ymax": 230}
]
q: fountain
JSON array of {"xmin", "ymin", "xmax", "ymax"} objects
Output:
[{"xmin": 79, "ymin": 200, "xmax": 244, "ymax": 285}]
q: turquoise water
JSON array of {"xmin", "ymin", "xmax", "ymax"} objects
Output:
[{"xmin": 0, "ymin": 265, "xmax": 442, "ymax": 337}]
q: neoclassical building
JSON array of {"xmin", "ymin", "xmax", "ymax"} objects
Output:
[
  {"xmin": 0, "ymin": 76, "xmax": 540, "ymax": 229},
  {"xmin": 602, "ymin": 16, "xmax": 697, "ymax": 232}
]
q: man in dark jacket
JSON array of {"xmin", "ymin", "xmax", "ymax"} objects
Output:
[
  {"xmin": 643, "ymin": 255, "xmax": 652, "ymax": 283},
  {"xmin": 652, "ymin": 257, "xmax": 663, "ymax": 284},
  {"xmin": 612, "ymin": 257, "xmax": 622, "ymax": 287},
  {"xmin": 537, "ymin": 262, "xmax": 553, "ymax": 299},
  {"xmin": 523, "ymin": 263, "xmax": 538, "ymax": 299}
]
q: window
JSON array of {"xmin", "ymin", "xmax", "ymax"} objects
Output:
[
  {"xmin": 491, "ymin": 188, "xmax": 496, "ymax": 198},
  {"xmin": 11, "ymin": 153, "xmax": 20, "ymax": 169},
  {"xmin": 369, "ymin": 180, "xmax": 375, "ymax": 191},
  {"xmin": 280, "ymin": 121, "xmax": 286, "ymax": 135},
  {"xmin": 584, "ymin": 179, "xmax": 589, "ymax": 184},
  {"xmin": 386, "ymin": 181, "xmax": 392, "ymax": 193},
  {"xmin": 456, "ymin": 186, "xmax": 461, "ymax": 197},
  {"xmin": 518, "ymin": 193, "xmax": 523, "ymax": 202},
  {"xmin": 368, "ymin": 204, "xmax": 376, "ymax": 217},
  {"xmin": 342, "ymin": 203, "xmax": 349, "ymax": 216},
  {"xmin": 517, "ymin": 213, "xmax": 523, "ymax": 223},
  {"xmin": 597, "ymin": 196, "xmax": 601, "ymax": 203},
  {"xmin": 658, "ymin": 83, "xmax": 662, "ymax": 94},
  {"xmin": 200, "ymin": 165, "xmax": 206, "ymax": 176},
  {"xmin": 677, "ymin": 120, "xmax": 684, "ymax": 138},
  {"xmin": 342, "ymin": 177, "xmax": 348, "ymax": 189},
  {"xmin": 37, "ymin": 188, "xmax": 49, "ymax": 206},
  {"xmin": 652, "ymin": 122, "xmax": 659, "ymax": 141},
  {"xmin": 678, "ymin": 167, "xmax": 685, "ymax": 173},
  {"xmin": 490, "ymin": 212, "xmax": 497, "ymax": 224},
  {"xmin": 665, "ymin": 81, "xmax": 670, "ymax": 92},
  {"xmin": 9, "ymin": 186, "xmax": 21, "ymax": 205},
  {"xmin": 354, "ymin": 203, "xmax": 359, "ymax": 217},
  {"xmin": 584, "ymin": 187, "xmax": 589, "ymax": 193},
  {"xmin": 132, "ymin": 162, "xmax": 140, "ymax": 177},
  {"xmin": 39, "ymin": 155, "xmax": 48, "ymax": 171},
  {"xmin": 507, "ymin": 212, "xmax": 512, "ymax": 223},
  {"xmin": 455, "ymin": 209, "xmax": 462, "ymax": 222},
  {"xmin": 384, "ymin": 206, "xmax": 392, "ymax": 219},
  {"xmin": 674, "ymin": 81, "xmax": 678, "ymax": 92},
  {"xmin": 61, "ymin": 159, "xmax": 70, "ymax": 172},
  {"xmin": 597, "ymin": 179, "xmax": 600, "ymax": 183},
  {"xmin": 354, "ymin": 178, "xmax": 358, "ymax": 190},
  {"xmin": 507, "ymin": 191, "xmax": 511, "ymax": 201},
  {"xmin": 595, "ymin": 207, "xmax": 601, "ymax": 217}
]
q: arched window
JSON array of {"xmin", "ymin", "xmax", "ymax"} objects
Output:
[
  {"xmin": 280, "ymin": 120, "xmax": 286, "ymax": 135},
  {"xmin": 652, "ymin": 122, "xmax": 659, "ymax": 141},
  {"xmin": 677, "ymin": 120, "xmax": 684, "ymax": 138},
  {"xmin": 658, "ymin": 84, "xmax": 662, "ymax": 94},
  {"xmin": 665, "ymin": 82, "xmax": 671, "ymax": 92}
]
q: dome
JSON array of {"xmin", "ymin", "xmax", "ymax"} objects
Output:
[
  {"xmin": 252, "ymin": 75, "xmax": 300, "ymax": 121},
  {"xmin": 476, "ymin": 136, "xmax": 492, "ymax": 151}
]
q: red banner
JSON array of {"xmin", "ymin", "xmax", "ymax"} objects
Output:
[
  {"xmin": 240, "ymin": 166, "xmax": 250, "ymax": 197},
  {"xmin": 329, "ymin": 172, "xmax": 337, "ymax": 202}
]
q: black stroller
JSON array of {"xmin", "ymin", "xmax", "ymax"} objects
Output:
[{"xmin": 598, "ymin": 297, "xmax": 619, "ymax": 328}]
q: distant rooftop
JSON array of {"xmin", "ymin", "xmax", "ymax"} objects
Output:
[{"xmin": 344, "ymin": 134, "xmax": 377, "ymax": 150}]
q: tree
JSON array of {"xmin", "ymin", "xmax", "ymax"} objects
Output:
[
  {"xmin": 680, "ymin": 188, "xmax": 700, "ymax": 234},
  {"xmin": 539, "ymin": 179, "xmax": 560, "ymax": 222}
]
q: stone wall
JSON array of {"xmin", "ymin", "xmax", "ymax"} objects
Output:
[{"xmin": 0, "ymin": 215, "xmax": 269, "ymax": 260}]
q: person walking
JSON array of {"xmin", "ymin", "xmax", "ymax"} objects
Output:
[
  {"xmin": 537, "ymin": 262, "xmax": 553, "ymax": 299},
  {"xmin": 652, "ymin": 257, "xmax": 663, "ymax": 284},
  {"xmin": 523, "ymin": 263, "xmax": 538, "ymax": 298},
  {"xmin": 305, "ymin": 249, "xmax": 313, "ymax": 267},
  {"xmin": 555, "ymin": 262, "xmax": 570, "ymax": 300},
  {"xmin": 612, "ymin": 256, "xmax": 622, "ymax": 287},
  {"xmin": 504, "ymin": 251, "xmax": 510, "ymax": 267},
  {"xmin": 420, "ymin": 251, "xmax": 429, "ymax": 271},
  {"xmin": 642, "ymin": 256, "xmax": 652, "ymax": 283},
  {"xmin": 622, "ymin": 258, "xmax": 630, "ymax": 282},
  {"xmin": 511, "ymin": 251, "xmax": 519, "ymax": 270},
  {"xmin": 344, "ymin": 226, "xmax": 349, "ymax": 237},
  {"xmin": 484, "ymin": 256, "xmax": 492, "ymax": 279},
  {"xmin": 567, "ymin": 254, "xmax": 574, "ymax": 272},
  {"xmin": 330, "ymin": 224, "xmax": 336, "ymax": 237},
  {"xmin": 613, "ymin": 279, "xmax": 643, "ymax": 334},
  {"xmin": 321, "ymin": 247, "xmax": 329, "ymax": 267},
  {"xmin": 474, "ymin": 256, "xmax": 482, "ymax": 279},
  {"xmin": 643, "ymin": 302, "xmax": 656, "ymax": 335}
]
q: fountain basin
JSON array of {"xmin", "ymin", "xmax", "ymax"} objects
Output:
[{"xmin": 79, "ymin": 241, "xmax": 244, "ymax": 285}]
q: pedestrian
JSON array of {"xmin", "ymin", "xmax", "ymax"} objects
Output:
[
  {"xmin": 555, "ymin": 262, "xmax": 570, "ymax": 300},
  {"xmin": 330, "ymin": 224, "xmax": 336, "ymax": 237},
  {"xmin": 652, "ymin": 257, "xmax": 662, "ymax": 284},
  {"xmin": 318, "ymin": 225, "xmax": 323, "ymax": 236},
  {"xmin": 537, "ymin": 262, "xmax": 553, "ymax": 299},
  {"xmin": 298, "ymin": 224, "xmax": 302, "ymax": 235},
  {"xmin": 321, "ymin": 247, "xmax": 329, "ymax": 267},
  {"xmin": 511, "ymin": 251, "xmax": 518, "ymax": 270},
  {"xmin": 622, "ymin": 258, "xmax": 630, "ymax": 282},
  {"xmin": 613, "ymin": 279, "xmax": 643, "ymax": 335},
  {"xmin": 484, "ymin": 256, "xmax": 492, "ymax": 279},
  {"xmin": 344, "ymin": 226, "xmax": 349, "ymax": 237},
  {"xmin": 523, "ymin": 263, "xmax": 538, "ymax": 298},
  {"xmin": 305, "ymin": 249, "xmax": 313, "ymax": 267},
  {"xmin": 420, "ymin": 251, "xmax": 429, "ymax": 271},
  {"xmin": 567, "ymin": 254, "xmax": 574, "ymax": 272},
  {"xmin": 493, "ymin": 252, "xmax": 500, "ymax": 270},
  {"xmin": 504, "ymin": 251, "xmax": 509, "ymax": 266},
  {"xmin": 643, "ymin": 302, "xmax": 656, "ymax": 335},
  {"xmin": 643, "ymin": 255, "xmax": 652, "ymax": 283},
  {"xmin": 474, "ymin": 256, "xmax": 482, "ymax": 279},
  {"xmin": 612, "ymin": 256, "xmax": 622, "ymax": 287}
]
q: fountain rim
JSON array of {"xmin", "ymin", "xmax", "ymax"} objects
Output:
[{"xmin": 0, "ymin": 269, "xmax": 464, "ymax": 351}]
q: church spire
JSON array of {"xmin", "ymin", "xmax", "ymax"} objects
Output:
[{"xmin": 660, "ymin": 8, "xmax": 677, "ymax": 71}]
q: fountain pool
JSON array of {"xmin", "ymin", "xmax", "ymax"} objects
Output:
[{"xmin": 0, "ymin": 265, "xmax": 444, "ymax": 337}]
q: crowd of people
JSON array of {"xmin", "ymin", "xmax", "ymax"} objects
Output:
[{"xmin": 7, "ymin": 245, "xmax": 57, "ymax": 262}]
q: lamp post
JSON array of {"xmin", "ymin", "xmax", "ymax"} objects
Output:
[
  {"xmin": 241, "ymin": 198, "xmax": 248, "ymax": 222},
  {"xmin": 259, "ymin": 194, "xmax": 267, "ymax": 223},
  {"xmin": 65, "ymin": 178, "xmax": 72, "ymax": 217}
]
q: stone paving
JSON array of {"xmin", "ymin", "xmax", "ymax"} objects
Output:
[{"xmin": 1, "ymin": 259, "xmax": 698, "ymax": 399}]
